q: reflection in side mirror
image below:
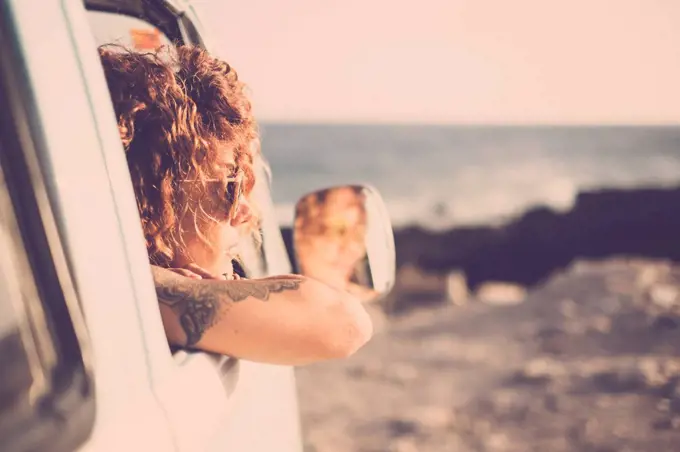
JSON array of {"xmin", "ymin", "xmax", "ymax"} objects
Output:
[{"xmin": 292, "ymin": 185, "xmax": 395, "ymax": 303}]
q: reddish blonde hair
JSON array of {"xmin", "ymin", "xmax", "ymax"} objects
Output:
[
  {"xmin": 294, "ymin": 186, "xmax": 367, "ymax": 243},
  {"xmin": 99, "ymin": 45, "xmax": 259, "ymax": 266}
]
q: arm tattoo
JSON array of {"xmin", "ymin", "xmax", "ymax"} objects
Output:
[
  {"xmin": 155, "ymin": 281, "xmax": 220, "ymax": 347},
  {"xmin": 218, "ymin": 277, "xmax": 303, "ymax": 302},
  {"xmin": 152, "ymin": 267, "xmax": 304, "ymax": 347}
]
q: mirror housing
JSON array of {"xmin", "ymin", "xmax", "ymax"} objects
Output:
[{"xmin": 292, "ymin": 185, "xmax": 395, "ymax": 302}]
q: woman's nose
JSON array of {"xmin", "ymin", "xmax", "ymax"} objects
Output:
[{"xmin": 230, "ymin": 199, "xmax": 253, "ymax": 226}]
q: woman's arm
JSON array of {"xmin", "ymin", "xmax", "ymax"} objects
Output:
[{"xmin": 151, "ymin": 266, "xmax": 373, "ymax": 366}]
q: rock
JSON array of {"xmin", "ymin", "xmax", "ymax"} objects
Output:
[
  {"xmin": 544, "ymin": 393, "xmax": 561, "ymax": 412},
  {"xmin": 650, "ymin": 315, "xmax": 679, "ymax": 331},
  {"xmin": 636, "ymin": 358, "xmax": 679, "ymax": 388},
  {"xmin": 671, "ymin": 416, "xmax": 680, "ymax": 430},
  {"xmin": 446, "ymin": 270, "xmax": 469, "ymax": 306},
  {"xmin": 606, "ymin": 276, "xmax": 637, "ymax": 295},
  {"xmin": 657, "ymin": 398, "xmax": 671, "ymax": 412},
  {"xmin": 386, "ymin": 418, "xmax": 419, "ymax": 437},
  {"xmin": 387, "ymin": 363, "xmax": 419, "ymax": 383},
  {"xmin": 568, "ymin": 418, "xmax": 600, "ymax": 443},
  {"xmin": 536, "ymin": 327, "xmax": 570, "ymax": 355},
  {"xmin": 346, "ymin": 362, "xmax": 383, "ymax": 379},
  {"xmin": 515, "ymin": 358, "xmax": 566, "ymax": 384},
  {"xmin": 650, "ymin": 284, "xmax": 680, "ymax": 309},
  {"xmin": 637, "ymin": 265, "xmax": 665, "ymax": 289},
  {"xmin": 670, "ymin": 396, "xmax": 680, "ymax": 414},
  {"xmin": 591, "ymin": 369, "xmax": 649, "ymax": 393},
  {"xmin": 485, "ymin": 432, "xmax": 510, "ymax": 450},
  {"xmin": 589, "ymin": 315, "xmax": 613, "ymax": 334},
  {"xmin": 476, "ymin": 282, "xmax": 527, "ymax": 306},
  {"xmin": 486, "ymin": 391, "xmax": 531, "ymax": 421},
  {"xmin": 559, "ymin": 298, "xmax": 578, "ymax": 318},
  {"xmin": 390, "ymin": 438, "xmax": 419, "ymax": 452},
  {"xmin": 472, "ymin": 419, "xmax": 491, "ymax": 436},
  {"xmin": 411, "ymin": 406, "xmax": 453, "ymax": 429},
  {"xmin": 652, "ymin": 416, "xmax": 680, "ymax": 431},
  {"xmin": 598, "ymin": 296, "xmax": 622, "ymax": 315}
]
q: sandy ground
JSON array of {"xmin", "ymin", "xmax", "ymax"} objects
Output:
[{"xmin": 296, "ymin": 259, "xmax": 680, "ymax": 452}]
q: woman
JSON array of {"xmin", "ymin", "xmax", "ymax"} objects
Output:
[
  {"xmin": 294, "ymin": 186, "xmax": 378, "ymax": 301},
  {"xmin": 99, "ymin": 45, "xmax": 372, "ymax": 365}
]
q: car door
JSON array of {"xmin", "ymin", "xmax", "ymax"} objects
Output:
[{"xmin": 0, "ymin": 1, "xmax": 180, "ymax": 451}]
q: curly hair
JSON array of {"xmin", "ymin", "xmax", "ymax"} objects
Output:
[{"xmin": 99, "ymin": 44, "xmax": 260, "ymax": 267}]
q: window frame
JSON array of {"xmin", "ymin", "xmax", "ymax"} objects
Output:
[
  {"xmin": 84, "ymin": 2, "xmax": 279, "ymax": 280},
  {"xmin": 84, "ymin": 0, "xmax": 206, "ymax": 48}
]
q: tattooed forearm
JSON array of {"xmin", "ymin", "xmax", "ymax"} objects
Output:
[
  {"xmin": 154, "ymin": 280, "xmax": 221, "ymax": 346},
  {"xmin": 152, "ymin": 266, "xmax": 305, "ymax": 347}
]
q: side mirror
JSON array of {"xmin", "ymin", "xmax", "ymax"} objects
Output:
[{"xmin": 292, "ymin": 185, "xmax": 395, "ymax": 303}]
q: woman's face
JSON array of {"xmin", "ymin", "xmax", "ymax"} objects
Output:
[
  {"xmin": 172, "ymin": 151, "xmax": 253, "ymax": 276},
  {"xmin": 299, "ymin": 188, "xmax": 367, "ymax": 281}
]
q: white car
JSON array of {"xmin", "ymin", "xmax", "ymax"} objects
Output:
[{"xmin": 0, "ymin": 1, "xmax": 395, "ymax": 451}]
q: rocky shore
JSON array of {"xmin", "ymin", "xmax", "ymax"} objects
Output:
[
  {"xmin": 393, "ymin": 185, "xmax": 680, "ymax": 288},
  {"xmin": 297, "ymin": 258, "xmax": 680, "ymax": 452}
]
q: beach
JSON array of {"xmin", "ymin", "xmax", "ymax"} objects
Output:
[
  {"xmin": 265, "ymin": 123, "xmax": 680, "ymax": 451},
  {"xmin": 296, "ymin": 258, "xmax": 680, "ymax": 452}
]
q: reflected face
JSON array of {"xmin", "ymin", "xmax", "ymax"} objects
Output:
[{"xmin": 296, "ymin": 187, "xmax": 368, "ymax": 280}]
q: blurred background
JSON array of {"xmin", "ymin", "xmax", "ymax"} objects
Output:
[{"xmin": 194, "ymin": 1, "xmax": 680, "ymax": 451}]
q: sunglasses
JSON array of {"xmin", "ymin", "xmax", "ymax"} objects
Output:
[
  {"xmin": 315, "ymin": 219, "xmax": 366, "ymax": 241},
  {"xmin": 224, "ymin": 171, "xmax": 243, "ymax": 218},
  {"xmin": 181, "ymin": 170, "xmax": 244, "ymax": 219}
]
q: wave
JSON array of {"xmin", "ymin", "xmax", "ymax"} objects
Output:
[
  {"xmin": 275, "ymin": 176, "xmax": 680, "ymax": 231},
  {"xmin": 275, "ymin": 183, "xmax": 578, "ymax": 231},
  {"xmin": 275, "ymin": 158, "xmax": 582, "ymax": 230},
  {"xmin": 266, "ymin": 126, "xmax": 680, "ymax": 231}
]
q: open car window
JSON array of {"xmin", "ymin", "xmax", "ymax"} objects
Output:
[{"xmin": 86, "ymin": 8, "xmax": 275, "ymax": 280}]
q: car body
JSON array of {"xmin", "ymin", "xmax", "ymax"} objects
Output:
[{"xmin": 0, "ymin": 0, "xmax": 308, "ymax": 450}]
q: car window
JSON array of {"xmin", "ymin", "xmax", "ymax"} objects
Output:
[
  {"xmin": 86, "ymin": 10, "xmax": 276, "ymax": 279},
  {"xmin": 88, "ymin": 10, "xmax": 175, "ymax": 53}
]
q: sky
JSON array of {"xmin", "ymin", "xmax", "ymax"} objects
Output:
[{"xmin": 191, "ymin": 1, "xmax": 680, "ymax": 124}]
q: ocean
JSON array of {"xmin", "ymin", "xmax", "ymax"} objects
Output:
[{"xmin": 260, "ymin": 124, "xmax": 680, "ymax": 230}]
